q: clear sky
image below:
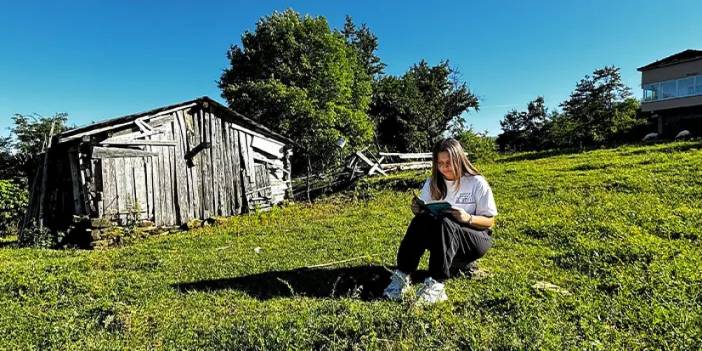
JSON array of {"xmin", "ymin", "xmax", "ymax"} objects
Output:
[{"xmin": 1, "ymin": 0, "xmax": 701, "ymax": 138}]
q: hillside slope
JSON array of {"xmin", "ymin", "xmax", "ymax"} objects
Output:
[{"xmin": 1, "ymin": 141, "xmax": 701, "ymax": 350}]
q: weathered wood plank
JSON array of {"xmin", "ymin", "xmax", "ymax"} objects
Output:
[
  {"xmin": 201, "ymin": 109, "xmax": 211, "ymax": 218},
  {"xmin": 100, "ymin": 129, "xmax": 163, "ymax": 144},
  {"xmin": 58, "ymin": 102, "xmax": 198, "ymax": 143},
  {"xmin": 168, "ymin": 134, "xmax": 177, "ymax": 225},
  {"xmin": 378, "ymin": 152, "xmax": 433, "ymax": 159},
  {"xmin": 251, "ymin": 135, "xmax": 285, "ymax": 158},
  {"xmin": 115, "ymin": 158, "xmax": 126, "ymax": 223},
  {"xmin": 232, "ymin": 126, "xmax": 242, "ymax": 214},
  {"xmin": 125, "ymin": 158, "xmax": 136, "ymax": 222},
  {"xmin": 184, "ymin": 142, "xmax": 211, "ymax": 160},
  {"xmin": 211, "ymin": 111, "xmax": 221, "ymax": 216},
  {"xmin": 222, "ymin": 121, "xmax": 234, "ymax": 215},
  {"xmin": 173, "ymin": 111, "xmax": 190, "ymax": 223},
  {"xmin": 245, "ymin": 134, "xmax": 255, "ymax": 184},
  {"xmin": 68, "ymin": 149, "xmax": 83, "ymax": 214},
  {"xmin": 164, "ymin": 122, "xmax": 177, "ymax": 225},
  {"xmin": 144, "ymin": 157, "xmax": 152, "ymax": 221},
  {"xmin": 101, "ymin": 158, "xmax": 114, "ymax": 219},
  {"xmin": 150, "ymin": 138, "xmax": 161, "ymax": 225},
  {"xmin": 101, "ymin": 139, "xmax": 177, "ymax": 147},
  {"xmin": 214, "ymin": 116, "xmax": 226, "ymax": 215},
  {"xmin": 157, "ymin": 144, "xmax": 168, "ymax": 225},
  {"xmin": 93, "ymin": 146, "xmax": 159, "ymax": 158},
  {"xmin": 237, "ymin": 130, "xmax": 250, "ymax": 211},
  {"xmin": 220, "ymin": 120, "xmax": 229, "ymax": 215},
  {"xmin": 190, "ymin": 108, "xmax": 201, "ymax": 219},
  {"xmin": 133, "ymin": 158, "xmax": 148, "ymax": 221},
  {"xmin": 228, "ymin": 123, "xmax": 287, "ymax": 149}
]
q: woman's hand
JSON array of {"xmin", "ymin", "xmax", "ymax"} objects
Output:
[
  {"xmin": 411, "ymin": 197, "xmax": 425, "ymax": 215},
  {"xmin": 444, "ymin": 208, "xmax": 472, "ymax": 224}
]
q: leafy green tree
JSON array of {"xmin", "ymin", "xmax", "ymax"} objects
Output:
[
  {"xmin": 342, "ymin": 15, "xmax": 385, "ymax": 79},
  {"xmin": 497, "ymin": 96, "xmax": 549, "ymax": 151},
  {"xmin": 559, "ymin": 66, "xmax": 637, "ymax": 147},
  {"xmin": 3, "ymin": 113, "xmax": 69, "ymax": 182},
  {"xmin": 541, "ymin": 111, "xmax": 578, "ymax": 149},
  {"xmin": 0, "ymin": 136, "xmax": 13, "ymax": 180},
  {"xmin": 370, "ymin": 60, "xmax": 479, "ymax": 152},
  {"xmin": 218, "ymin": 10, "xmax": 374, "ymax": 173},
  {"xmin": 0, "ymin": 113, "xmax": 67, "ymax": 236}
]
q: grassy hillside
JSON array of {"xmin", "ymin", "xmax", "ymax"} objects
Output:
[{"xmin": 1, "ymin": 141, "xmax": 701, "ymax": 350}]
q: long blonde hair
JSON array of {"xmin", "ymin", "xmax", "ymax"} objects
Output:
[{"xmin": 429, "ymin": 138, "xmax": 481, "ymax": 200}]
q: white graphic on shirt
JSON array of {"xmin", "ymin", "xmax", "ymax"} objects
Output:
[{"xmin": 455, "ymin": 192, "xmax": 474, "ymax": 204}]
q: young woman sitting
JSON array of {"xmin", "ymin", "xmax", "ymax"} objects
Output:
[{"xmin": 383, "ymin": 138, "xmax": 498, "ymax": 304}]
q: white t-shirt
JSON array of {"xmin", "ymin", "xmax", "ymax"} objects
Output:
[{"xmin": 418, "ymin": 175, "xmax": 498, "ymax": 217}]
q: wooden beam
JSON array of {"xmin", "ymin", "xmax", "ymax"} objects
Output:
[
  {"xmin": 230, "ymin": 123, "xmax": 287, "ymax": 148},
  {"xmin": 101, "ymin": 129, "xmax": 163, "ymax": 144},
  {"xmin": 381, "ymin": 161, "xmax": 432, "ymax": 171},
  {"xmin": 58, "ymin": 103, "xmax": 196, "ymax": 143},
  {"xmin": 184, "ymin": 141, "xmax": 211, "ymax": 160},
  {"xmin": 100, "ymin": 140, "xmax": 177, "ymax": 146},
  {"xmin": 92, "ymin": 146, "xmax": 159, "ymax": 158},
  {"xmin": 379, "ymin": 152, "xmax": 433, "ymax": 159},
  {"xmin": 251, "ymin": 135, "xmax": 284, "ymax": 158},
  {"xmin": 356, "ymin": 151, "xmax": 387, "ymax": 176}
]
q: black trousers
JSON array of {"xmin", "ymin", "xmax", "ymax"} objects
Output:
[{"xmin": 396, "ymin": 213, "xmax": 493, "ymax": 281}]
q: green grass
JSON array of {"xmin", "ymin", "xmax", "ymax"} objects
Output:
[{"xmin": 1, "ymin": 141, "xmax": 701, "ymax": 350}]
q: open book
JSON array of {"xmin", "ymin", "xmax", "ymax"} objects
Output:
[{"xmin": 414, "ymin": 195, "xmax": 461, "ymax": 217}]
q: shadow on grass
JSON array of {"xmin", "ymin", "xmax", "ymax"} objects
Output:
[
  {"xmin": 370, "ymin": 177, "xmax": 425, "ymax": 192},
  {"xmin": 172, "ymin": 265, "xmax": 432, "ymax": 301}
]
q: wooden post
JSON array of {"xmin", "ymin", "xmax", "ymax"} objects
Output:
[
  {"xmin": 37, "ymin": 121, "xmax": 56, "ymax": 230},
  {"xmin": 306, "ymin": 154, "xmax": 312, "ymax": 203}
]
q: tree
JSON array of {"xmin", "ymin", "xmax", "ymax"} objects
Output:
[
  {"xmin": 497, "ymin": 96, "xmax": 549, "ymax": 151},
  {"xmin": 218, "ymin": 9, "xmax": 374, "ymax": 173},
  {"xmin": 0, "ymin": 113, "xmax": 68, "ymax": 235},
  {"xmin": 370, "ymin": 60, "xmax": 479, "ymax": 152},
  {"xmin": 0, "ymin": 136, "xmax": 13, "ymax": 179},
  {"xmin": 342, "ymin": 15, "xmax": 385, "ymax": 79},
  {"xmin": 2, "ymin": 113, "xmax": 69, "ymax": 182},
  {"xmin": 559, "ymin": 66, "xmax": 637, "ymax": 147}
]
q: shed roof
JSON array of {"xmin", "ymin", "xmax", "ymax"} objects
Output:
[
  {"xmin": 57, "ymin": 96, "xmax": 296, "ymax": 146},
  {"xmin": 637, "ymin": 49, "xmax": 702, "ymax": 71}
]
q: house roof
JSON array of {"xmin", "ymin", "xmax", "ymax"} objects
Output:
[
  {"xmin": 637, "ymin": 49, "xmax": 702, "ymax": 71},
  {"xmin": 57, "ymin": 96, "xmax": 296, "ymax": 146}
]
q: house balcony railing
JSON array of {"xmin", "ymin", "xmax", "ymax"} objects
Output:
[{"xmin": 642, "ymin": 75, "xmax": 702, "ymax": 103}]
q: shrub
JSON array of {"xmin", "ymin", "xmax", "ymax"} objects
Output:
[
  {"xmin": 455, "ymin": 128, "xmax": 499, "ymax": 163},
  {"xmin": 0, "ymin": 179, "xmax": 28, "ymax": 236}
]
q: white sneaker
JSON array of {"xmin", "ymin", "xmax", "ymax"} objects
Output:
[
  {"xmin": 416, "ymin": 277, "xmax": 448, "ymax": 304},
  {"xmin": 383, "ymin": 270, "xmax": 411, "ymax": 301}
]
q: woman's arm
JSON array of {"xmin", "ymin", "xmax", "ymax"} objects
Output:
[
  {"xmin": 467, "ymin": 214, "xmax": 495, "ymax": 230},
  {"xmin": 445, "ymin": 209, "xmax": 495, "ymax": 229}
]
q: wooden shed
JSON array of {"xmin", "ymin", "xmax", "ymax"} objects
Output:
[{"xmin": 25, "ymin": 97, "xmax": 294, "ymax": 243}]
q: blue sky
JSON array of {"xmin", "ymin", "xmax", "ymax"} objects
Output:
[{"xmin": 1, "ymin": 0, "xmax": 701, "ymax": 138}]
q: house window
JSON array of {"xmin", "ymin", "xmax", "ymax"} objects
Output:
[
  {"xmin": 678, "ymin": 77, "xmax": 694, "ymax": 97},
  {"xmin": 660, "ymin": 80, "xmax": 677, "ymax": 99},
  {"xmin": 643, "ymin": 83, "xmax": 659, "ymax": 102},
  {"xmin": 696, "ymin": 76, "xmax": 702, "ymax": 95}
]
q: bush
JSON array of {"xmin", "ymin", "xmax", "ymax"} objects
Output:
[
  {"xmin": 0, "ymin": 179, "xmax": 28, "ymax": 236},
  {"xmin": 455, "ymin": 128, "xmax": 499, "ymax": 163}
]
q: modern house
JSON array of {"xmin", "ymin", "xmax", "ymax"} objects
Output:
[
  {"xmin": 24, "ymin": 97, "xmax": 294, "ymax": 246},
  {"xmin": 638, "ymin": 49, "xmax": 702, "ymax": 136}
]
